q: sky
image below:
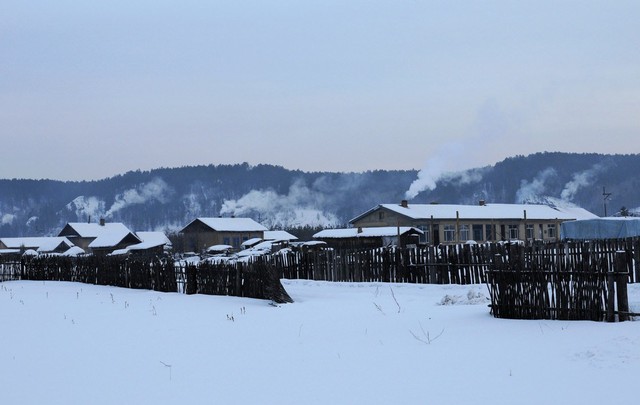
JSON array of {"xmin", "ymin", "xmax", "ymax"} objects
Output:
[{"xmin": 2, "ymin": 1, "xmax": 639, "ymax": 181}]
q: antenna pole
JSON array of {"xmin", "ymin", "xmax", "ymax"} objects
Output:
[{"xmin": 602, "ymin": 187, "xmax": 612, "ymax": 217}]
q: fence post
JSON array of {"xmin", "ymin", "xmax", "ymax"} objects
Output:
[
  {"xmin": 606, "ymin": 265, "xmax": 616, "ymax": 323},
  {"xmin": 615, "ymin": 251, "xmax": 629, "ymax": 322}
]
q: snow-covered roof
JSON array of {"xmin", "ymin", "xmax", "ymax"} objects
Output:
[
  {"xmin": 127, "ymin": 231, "xmax": 172, "ymax": 251},
  {"xmin": 206, "ymin": 244, "xmax": 234, "ymax": 252},
  {"xmin": 0, "ymin": 237, "xmax": 74, "ymax": 252},
  {"xmin": 314, "ymin": 227, "xmax": 423, "ymax": 239},
  {"xmin": 264, "ymin": 230, "xmax": 298, "ymax": 241},
  {"xmin": 61, "ymin": 246, "xmax": 86, "ymax": 257},
  {"xmin": 182, "ymin": 217, "xmax": 268, "ymax": 232},
  {"xmin": 59, "ymin": 222, "xmax": 140, "ymax": 249},
  {"xmin": 352, "ymin": 203, "xmax": 598, "ymax": 223},
  {"xmin": 241, "ymin": 237, "xmax": 263, "ymax": 248}
]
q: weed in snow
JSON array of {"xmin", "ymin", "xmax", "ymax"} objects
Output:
[{"xmin": 409, "ymin": 322, "xmax": 444, "ymax": 345}]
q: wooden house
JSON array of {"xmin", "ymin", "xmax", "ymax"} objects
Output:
[
  {"xmin": 58, "ymin": 219, "xmax": 141, "ymax": 255},
  {"xmin": 0, "ymin": 236, "xmax": 75, "ymax": 254},
  {"xmin": 180, "ymin": 217, "xmax": 267, "ymax": 252},
  {"xmin": 350, "ymin": 200, "xmax": 598, "ymax": 245},
  {"xmin": 313, "ymin": 226, "xmax": 423, "ymax": 249}
]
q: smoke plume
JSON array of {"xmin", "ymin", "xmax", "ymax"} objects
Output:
[
  {"xmin": 220, "ymin": 179, "xmax": 340, "ymax": 228},
  {"xmin": 560, "ymin": 163, "xmax": 606, "ymax": 202},
  {"xmin": 515, "ymin": 168, "xmax": 557, "ymax": 203},
  {"xmin": 106, "ymin": 178, "xmax": 173, "ymax": 218}
]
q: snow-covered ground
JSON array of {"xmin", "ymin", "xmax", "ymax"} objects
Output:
[{"xmin": 1, "ymin": 279, "xmax": 639, "ymax": 404}]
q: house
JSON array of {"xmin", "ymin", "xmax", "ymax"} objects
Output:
[
  {"xmin": 350, "ymin": 200, "xmax": 598, "ymax": 245},
  {"xmin": 561, "ymin": 217, "xmax": 640, "ymax": 240},
  {"xmin": 313, "ymin": 226, "xmax": 423, "ymax": 249},
  {"xmin": 264, "ymin": 230, "xmax": 298, "ymax": 242},
  {"xmin": 0, "ymin": 237, "xmax": 75, "ymax": 254},
  {"xmin": 109, "ymin": 231, "xmax": 172, "ymax": 257},
  {"xmin": 180, "ymin": 217, "xmax": 268, "ymax": 252},
  {"xmin": 58, "ymin": 219, "xmax": 141, "ymax": 255}
]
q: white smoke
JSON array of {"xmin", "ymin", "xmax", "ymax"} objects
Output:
[
  {"xmin": 438, "ymin": 168, "xmax": 487, "ymax": 187},
  {"xmin": 106, "ymin": 178, "xmax": 173, "ymax": 218},
  {"xmin": 220, "ymin": 179, "xmax": 340, "ymax": 228},
  {"xmin": 406, "ymin": 99, "xmax": 511, "ymax": 199},
  {"xmin": 66, "ymin": 196, "xmax": 106, "ymax": 221},
  {"xmin": 515, "ymin": 168, "xmax": 557, "ymax": 203},
  {"xmin": 560, "ymin": 163, "xmax": 606, "ymax": 202},
  {"xmin": 1, "ymin": 213, "xmax": 16, "ymax": 225}
]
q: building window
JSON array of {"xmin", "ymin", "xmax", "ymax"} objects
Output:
[
  {"xmin": 378, "ymin": 211, "xmax": 385, "ymax": 220},
  {"xmin": 485, "ymin": 225, "xmax": 494, "ymax": 242},
  {"xmin": 547, "ymin": 224, "xmax": 557, "ymax": 238},
  {"xmin": 472, "ymin": 225, "xmax": 483, "ymax": 242},
  {"xmin": 232, "ymin": 237, "xmax": 241, "ymax": 248},
  {"xmin": 508, "ymin": 224, "xmax": 519, "ymax": 240},
  {"xmin": 459, "ymin": 224, "xmax": 469, "ymax": 241},
  {"xmin": 526, "ymin": 224, "xmax": 535, "ymax": 240},
  {"xmin": 223, "ymin": 237, "xmax": 230, "ymax": 246},
  {"xmin": 444, "ymin": 225, "xmax": 456, "ymax": 242},
  {"xmin": 418, "ymin": 225, "xmax": 430, "ymax": 244}
]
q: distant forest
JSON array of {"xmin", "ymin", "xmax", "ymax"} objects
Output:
[{"xmin": 1, "ymin": 152, "xmax": 639, "ymax": 238}]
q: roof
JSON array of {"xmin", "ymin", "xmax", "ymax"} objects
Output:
[
  {"xmin": 181, "ymin": 217, "xmax": 268, "ymax": 233},
  {"xmin": 127, "ymin": 231, "xmax": 172, "ymax": 251},
  {"xmin": 264, "ymin": 230, "xmax": 298, "ymax": 241},
  {"xmin": 59, "ymin": 222, "xmax": 141, "ymax": 249},
  {"xmin": 351, "ymin": 203, "xmax": 598, "ymax": 223},
  {"xmin": 561, "ymin": 217, "xmax": 640, "ymax": 240},
  {"xmin": 0, "ymin": 237, "xmax": 74, "ymax": 252},
  {"xmin": 314, "ymin": 227, "xmax": 423, "ymax": 239}
]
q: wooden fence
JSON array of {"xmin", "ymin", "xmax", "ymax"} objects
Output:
[
  {"xmin": 272, "ymin": 239, "xmax": 640, "ymax": 285},
  {"xmin": 0, "ymin": 256, "xmax": 292, "ymax": 304}
]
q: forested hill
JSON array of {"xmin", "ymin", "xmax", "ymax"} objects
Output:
[{"xmin": 1, "ymin": 153, "xmax": 639, "ymax": 237}]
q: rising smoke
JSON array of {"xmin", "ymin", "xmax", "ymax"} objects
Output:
[
  {"xmin": 560, "ymin": 163, "xmax": 606, "ymax": 202},
  {"xmin": 515, "ymin": 168, "xmax": 557, "ymax": 204},
  {"xmin": 220, "ymin": 178, "xmax": 341, "ymax": 229},
  {"xmin": 105, "ymin": 178, "xmax": 173, "ymax": 218}
]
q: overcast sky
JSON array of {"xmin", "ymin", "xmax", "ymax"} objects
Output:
[{"xmin": 2, "ymin": 1, "xmax": 639, "ymax": 181}]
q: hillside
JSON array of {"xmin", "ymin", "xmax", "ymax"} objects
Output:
[{"xmin": 1, "ymin": 153, "xmax": 639, "ymax": 237}]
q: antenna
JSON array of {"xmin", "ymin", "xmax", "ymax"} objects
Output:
[{"xmin": 602, "ymin": 186, "xmax": 612, "ymax": 216}]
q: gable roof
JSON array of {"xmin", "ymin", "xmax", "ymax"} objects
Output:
[
  {"xmin": 59, "ymin": 222, "xmax": 141, "ymax": 249},
  {"xmin": 351, "ymin": 203, "xmax": 598, "ymax": 223},
  {"xmin": 264, "ymin": 230, "xmax": 298, "ymax": 241},
  {"xmin": 0, "ymin": 237, "xmax": 74, "ymax": 252},
  {"xmin": 181, "ymin": 217, "xmax": 268, "ymax": 233},
  {"xmin": 314, "ymin": 227, "xmax": 423, "ymax": 239}
]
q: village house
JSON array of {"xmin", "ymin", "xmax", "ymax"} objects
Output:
[
  {"xmin": 313, "ymin": 226, "xmax": 423, "ymax": 249},
  {"xmin": 0, "ymin": 236, "xmax": 76, "ymax": 255},
  {"xmin": 57, "ymin": 219, "xmax": 141, "ymax": 255},
  {"xmin": 350, "ymin": 200, "xmax": 598, "ymax": 245},
  {"xmin": 109, "ymin": 231, "xmax": 173, "ymax": 257},
  {"xmin": 180, "ymin": 217, "xmax": 267, "ymax": 252}
]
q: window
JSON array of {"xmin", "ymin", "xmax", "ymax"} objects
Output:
[
  {"xmin": 485, "ymin": 225, "xmax": 494, "ymax": 241},
  {"xmin": 223, "ymin": 237, "xmax": 230, "ymax": 246},
  {"xmin": 459, "ymin": 224, "xmax": 470, "ymax": 241},
  {"xmin": 547, "ymin": 224, "xmax": 556, "ymax": 238},
  {"xmin": 444, "ymin": 225, "xmax": 456, "ymax": 242},
  {"xmin": 418, "ymin": 225, "xmax": 430, "ymax": 244},
  {"xmin": 232, "ymin": 237, "xmax": 241, "ymax": 248},
  {"xmin": 378, "ymin": 211, "xmax": 385, "ymax": 220},
  {"xmin": 526, "ymin": 224, "xmax": 535, "ymax": 240},
  {"xmin": 508, "ymin": 224, "xmax": 519, "ymax": 240},
  {"xmin": 472, "ymin": 225, "xmax": 483, "ymax": 241}
]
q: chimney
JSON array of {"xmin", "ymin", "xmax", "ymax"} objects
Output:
[
  {"xmin": 99, "ymin": 218, "xmax": 105, "ymax": 226},
  {"xmin": 400, "ymin": 200, "xmax": 408, "ymax": 208},
  {"xmin": 479, "ymin": 200, "xmax": 486, "ymax": 206}
]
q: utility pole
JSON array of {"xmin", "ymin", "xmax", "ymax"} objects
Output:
[{"xmin": 602, "ymin": 187, "xmax": 612, "ymax": 217}]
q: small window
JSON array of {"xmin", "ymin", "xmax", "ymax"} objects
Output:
[
  {"xmin": 508, "ymin": 225, "xmax": 519, "ymax": 239},
  {"xmin": 378, "ymin": 211, "xmax": 385, "ymax": 220},
  {"xmin": 444, "ymin": 225, "xmax": 456, "ymax": 242},
  {"xmin": 418, "ymin": 225, "xmax": 430, "ymax": 244},
  {"xmin": 223, "ymin": 237, "xmax": 230, "ymax": 245},
  {"xmin": 547, "ymin": 224, "xmax": 556, "ymax": 238},
  {"xmin": 472, "ymin": 225, "xmax": 483, "ymax": 241},
  {"xmin": 526, "ymin": 224, "xmax": 535, "ymax": 240},
  {"xmin": 459, "ymin": 224, "xmax": 469, "ymax": 241},
  {"xmin": 485, "ymin": 225, "xmax": 494, "ymax": 241}
]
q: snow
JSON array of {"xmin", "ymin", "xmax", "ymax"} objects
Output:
[
  {"xmin": 182, "ymin": 217, "xmax": 268, "ymax": 232},
  {"xmin": 264, "ymin": 230, "xmax": 298, "ymax": 241},
  {"xmin": 355, "ymin": 203, "xmax": 598, "ymax": 222},
  {"xmin": 314, "ymin": 226, "xmax": 422, "ymax": 239},
  {"xmin": 1, "ymin": 279, "xmax": 638, "ymax": 404},
  {"xmin": 0, "ymin": 237, "xmax": 74, "ymax": 252}
]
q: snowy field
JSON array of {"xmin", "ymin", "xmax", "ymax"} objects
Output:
[{"xmin": 1, "ymin": 279, "xmax": 639, "ymax": 405}]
